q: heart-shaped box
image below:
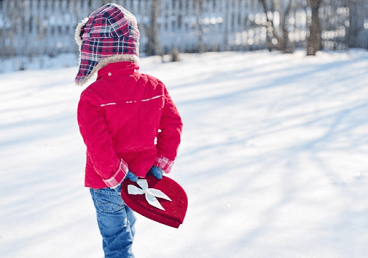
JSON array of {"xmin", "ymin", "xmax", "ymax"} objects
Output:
[{"xmin": 121, "ymin": 174, "xmax": 188, "ymax": 228}]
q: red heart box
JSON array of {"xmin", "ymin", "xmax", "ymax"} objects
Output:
[{"xmin": 121, "ymin": 174, "xmax": 188, "ymax": 228}]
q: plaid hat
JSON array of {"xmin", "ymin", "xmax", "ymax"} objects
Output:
[{"xmin": 75, "ymin": 4, "xmax": 140, "ymax": 85}]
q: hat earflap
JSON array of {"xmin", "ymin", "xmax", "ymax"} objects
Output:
[{"xmin": 75, "ymin": 17, "xmax": 89, "ymax": 46}]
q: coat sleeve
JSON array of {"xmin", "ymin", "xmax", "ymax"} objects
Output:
[
  {"xmin": 77, "ymin": 92, "xmax": 128, "ymax": 188},
  {"xmin": 154, "ymin": 86, "xmax": 183, "ymax": 173}
]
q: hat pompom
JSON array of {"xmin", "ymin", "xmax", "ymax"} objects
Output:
[{"xmin": 75, "ymin": 17, "xmax": 89, "ymax": 46}]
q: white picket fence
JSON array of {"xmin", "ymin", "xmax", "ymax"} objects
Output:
[{"xmin": 0, "ymin": 0, "xmax": 359, "ymax": 60}]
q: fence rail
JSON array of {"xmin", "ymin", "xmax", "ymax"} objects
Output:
[{"xmin": 0, "ymin": 0, "xmax": 367, "ymax": 62}]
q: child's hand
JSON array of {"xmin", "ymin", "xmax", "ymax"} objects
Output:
[
  {"xmin": 125, "ymin": 171, "xmax": 138, "ymax": 182},
  {"xmin": 125, "ymin": 167, "xmax": 163, "ymax": 183},
  {"xmin": 149, "ymin": 166, "xmax": 163, "ymax": 180}
]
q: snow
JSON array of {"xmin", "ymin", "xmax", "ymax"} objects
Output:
[
  {"xmin": 1, "ymin": 49, "xmax": 368, "ymax": 258},
  {"xmin": 0, "ymin": 54, "xmax": 78, "ymax": 74}
]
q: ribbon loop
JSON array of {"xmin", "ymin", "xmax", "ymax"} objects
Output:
[{"xmin": 127, "ymin": 179, "xmax": 172, "ymax": 211}]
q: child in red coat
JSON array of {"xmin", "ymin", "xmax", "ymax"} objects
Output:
[{"xmin": 75, "ymin": 4, "xmax": 182, "ymax": 258}]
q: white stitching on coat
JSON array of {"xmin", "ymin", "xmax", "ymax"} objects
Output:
[
  {"xmin": 100, "ymin": 95, "xmax": 163, "ymax": 106},
  {"xmin": 100, "ymin": 103, "xmax": 117, "ymax": 107},
  {"xmin": 141, "ymin": 95, "xmax": 163, "ymax": 102}
]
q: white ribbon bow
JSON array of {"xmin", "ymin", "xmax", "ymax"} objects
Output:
[{"xmin": 127, "ymin": 179, "xmax": 172, "ymax": 211}]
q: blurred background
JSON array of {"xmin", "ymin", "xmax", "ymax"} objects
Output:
[{"xmin": 1, "ymin": 0, "xmax": 368, "ymax": 72}]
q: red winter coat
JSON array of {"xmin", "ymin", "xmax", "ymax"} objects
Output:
[{"xmin": 77, "ymin": 62, "xmax": 183, "ymax": 189}]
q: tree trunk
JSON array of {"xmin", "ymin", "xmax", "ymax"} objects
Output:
[
  {"xmin": 258, "ymin": 0, "xmax": 292, "ymax": 53},
  {"xmin": 277, "ymin": 1, "xmax": 292, "ymax": 53},
  {"xmin": 259, "ymin": 0, "xmax": 276, "ymax": 51},
  {"xmin": 146, "ymin": 0, "xmax": 161, "ymax": 56},
  {"xmin": 307, "ymin": 0, "xmax": 323, "ymax": 56}
]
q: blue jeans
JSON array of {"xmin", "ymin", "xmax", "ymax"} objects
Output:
[{"xmin": 90, "ymin": 184, "xmax": 136, "ymax": 258}]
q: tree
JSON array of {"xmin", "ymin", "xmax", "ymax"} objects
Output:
[
  {"xmin": 145, "ymin": 0, "xmax": 161, "ymax": 56},
  {"xmin": 258, "ymin": 0, "xmax": 294, "ymax": 53},
  {"xmin": 307, "ymin": 0, "xmax": 323, "ymax": 56}
]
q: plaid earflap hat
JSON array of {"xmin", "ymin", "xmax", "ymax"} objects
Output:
[{"xmin": 75, "ymin": 3, "xmax": 140, "ymax": 85}]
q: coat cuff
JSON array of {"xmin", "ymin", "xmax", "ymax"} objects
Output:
[
  {"xmin": 153, "ymin": 155, "xmax": 174, "ymax": 174},
  {"xmin": 103, "ymin": 159, "xmax": 129, "ymax": 188}
]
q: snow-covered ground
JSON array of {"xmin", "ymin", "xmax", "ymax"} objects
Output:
[
  {"xmin": 1, "ymin": 50, "xmax": 368, "ymax": 258},
  {"xmin": 0, "ymin": 53, "xmax": 79, "ymax": 74}
]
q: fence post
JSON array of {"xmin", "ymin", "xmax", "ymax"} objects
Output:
[
  {"xmin": 222, "ymin": 0, "xmax": 229, "ymax": 51},
  {"xmin": 347, "ymin": 0, "xmax": 365, "ymax": 48},
  {"xmin": 195, "ymin": 0, "xmax": 204, "ymax": 53},
  {"xmin": 0, "ymin": 1, "xmax": 5, "ymax": 59}
]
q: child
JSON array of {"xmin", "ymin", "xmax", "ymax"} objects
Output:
[{"xmin": 75, "ymin": 4, "xmax": 183, "ymax": 258}]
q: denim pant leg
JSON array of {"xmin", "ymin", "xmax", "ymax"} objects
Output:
[{"xmin": 90, "ymin": 185, "xmax": 136, "ymax": 258}]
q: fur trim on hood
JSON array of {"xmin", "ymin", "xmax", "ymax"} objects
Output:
[
  {"xmin": 75, "ymin": 17, "xmax": 89, "ymax": 47},
  {"xmin": 75, "ymin": 54, "xmax": 139, "ymax": 86}
]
